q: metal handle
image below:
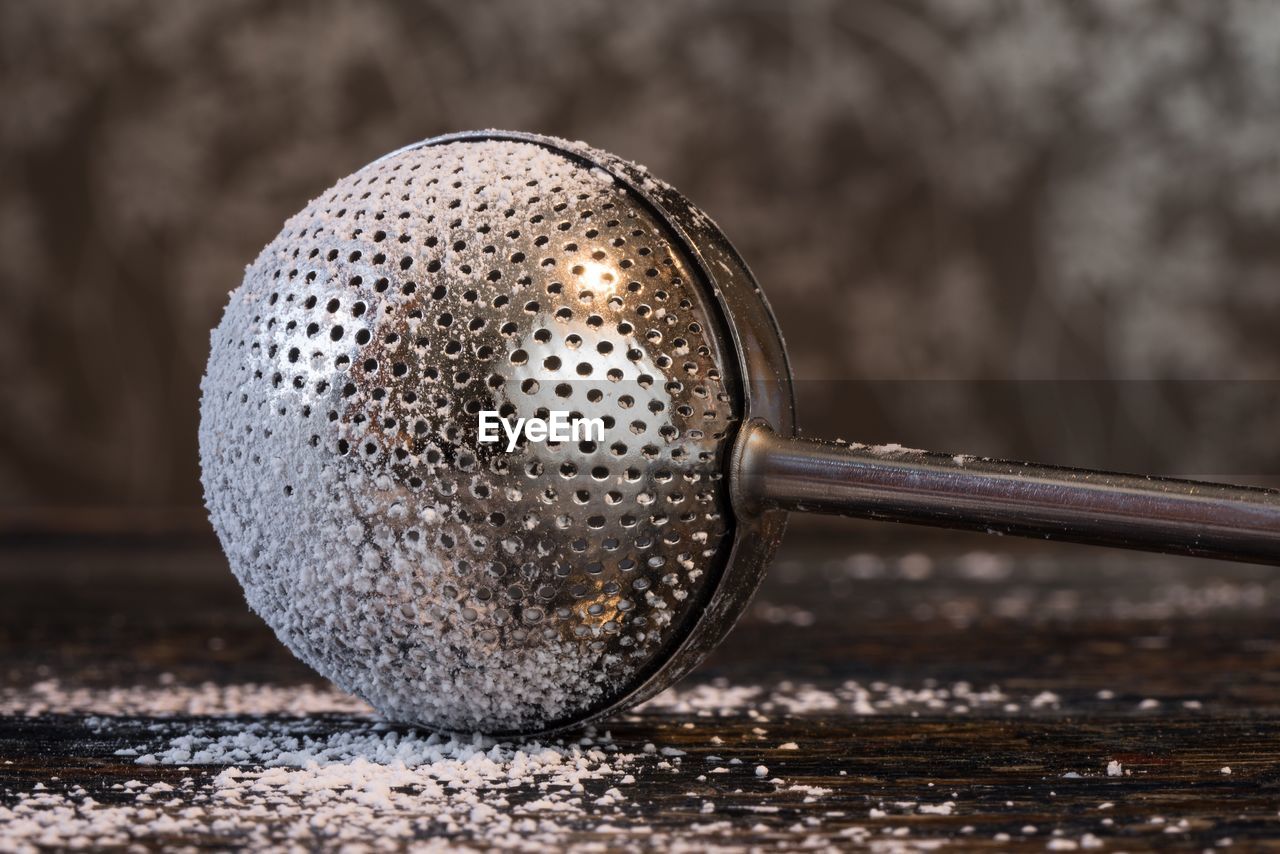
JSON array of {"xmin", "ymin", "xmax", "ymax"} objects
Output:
[{"xmin": 730, "ymin": 421, "xmax": 1280, "ymax": 565}]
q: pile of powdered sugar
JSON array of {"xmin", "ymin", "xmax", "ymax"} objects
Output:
[
  {"xmin": 0, "ymin": 688, "xmax": 781, "ymax": 850},
  {"xmin": 4, "ymin": 722, "xmax": 650, "ymax": 850}
]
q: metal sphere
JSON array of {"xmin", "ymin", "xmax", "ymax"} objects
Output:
[{"xmin": 199, "ymin": 135, "xmax": 741, "ymax": 733}]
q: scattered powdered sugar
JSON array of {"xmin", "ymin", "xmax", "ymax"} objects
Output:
[
  {"xmin": 0, "ymin": 681, "xmax": 726, "ymax": 850},
  {"xmin": 0, "ymin": 680, "xmax": 937, "ymax": 851},
  {"xmin": 643, "ymin": 678, "xmax": 1022, "ymax": 718},
  {"xmin": 0, "ymin": 675, "xmax": 1215, "ymax": 850},
  {"xmin": 0, "ymin": 679, "xmax": 371, "ymax": 718},
  {"xmin": 3, "ymin": 676, "xmax": 1089, "ymax": 724},
  {"xmin": 1031, "ymin": 691, "xmax": 1062, "ymax": 709},
  {"xmin": 752, "ymin": 601, "xmax": 818, "ymax": 627}
]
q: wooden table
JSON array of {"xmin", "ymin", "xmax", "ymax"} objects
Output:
[{"xmin": 4, "ymin": 529, "xmax": 1280, "ymax": 850}]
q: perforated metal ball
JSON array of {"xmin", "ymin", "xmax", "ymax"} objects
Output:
[{"xmin": 199, "ymin": 135, "xmax": 743, "ymax": 734}]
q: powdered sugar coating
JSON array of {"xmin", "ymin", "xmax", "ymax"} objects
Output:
[{"xmin": 199, "ymin": 138, "xmax": 738, "ymax": 734}]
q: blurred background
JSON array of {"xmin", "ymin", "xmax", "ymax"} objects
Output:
[{"xmin": 3, "ymin": 0, "xmax": 1280, "ymax": 534}]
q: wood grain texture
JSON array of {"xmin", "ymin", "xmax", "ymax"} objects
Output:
[{"xmin": 4, "ymin": 537, "xmax": 1280, "ymax": 849}]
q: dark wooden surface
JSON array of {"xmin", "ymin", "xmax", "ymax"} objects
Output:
[{"xmin": 5, "ymin": 531, "xmax": 1280, "ymax": 850}]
